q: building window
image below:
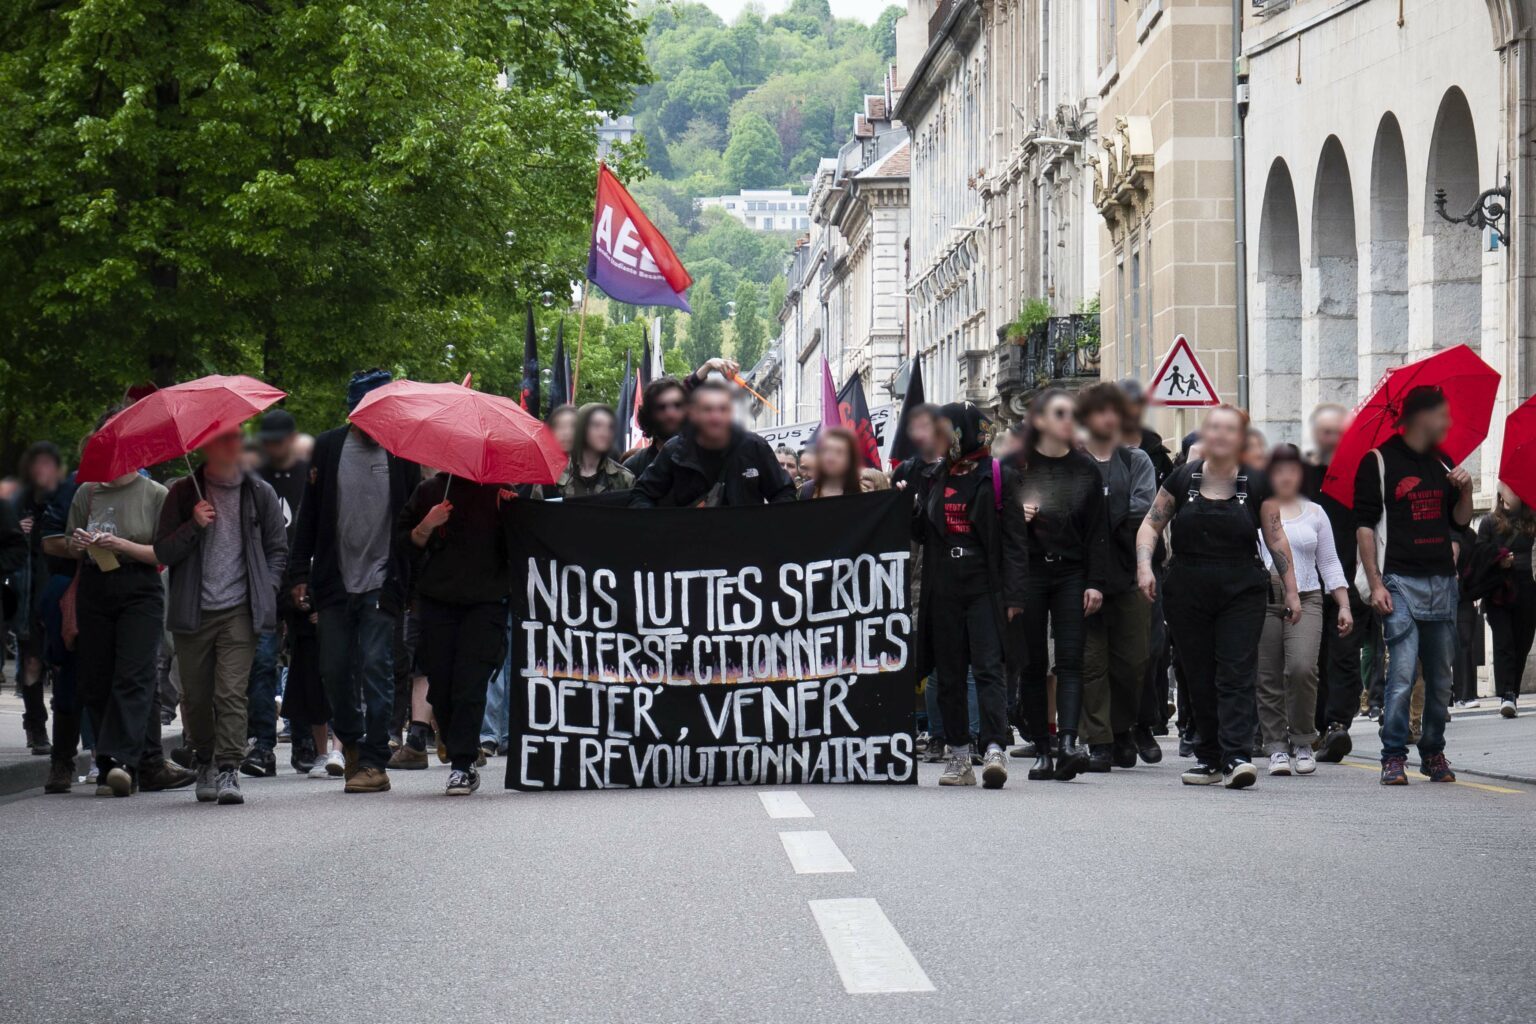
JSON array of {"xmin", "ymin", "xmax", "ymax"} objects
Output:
[
  {"xmin": 1129, "ymin": 242, "xmax": 1142, "ymax": 378},
  {"xmin": 1115, "ymin": 253, "xmax": 1127, "ymax": 378}
]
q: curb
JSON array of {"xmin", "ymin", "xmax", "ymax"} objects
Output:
[
  {"xmin": 0, "ymin": 727, "xmax": 186, "ymax": 799},
  {"xmin": 1342, "ymin": 752, "xmax": 1536, "ymax": 788}
]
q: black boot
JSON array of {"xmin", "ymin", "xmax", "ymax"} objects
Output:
[
  {"xmin": 25, "ymin": 724, "xmax": 52, "ymax": 756},
  {"xmin": 1086, "ymin": 744, "xmax": 1113, "ymax": 773},
  {"xmin": 1111, "ymin": 732, "xmax": 1140, "ymax": 768},
  {"xmin": 1026, "ymin": 737, "xmax": 1055, "ymax": 781},
  {"xmin": 1133, "ymin": 726, "xmax": 1163, "ymax": 764},
  {"xmin": 1316, "ymin": 722, "xmax": 1352, "ymax": 762},
  {"xmin": 1054, "ymin": 732, "xmax": 1089, "ymax": 780}
]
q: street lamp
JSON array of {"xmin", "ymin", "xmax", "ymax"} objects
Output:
[{"xmin": 1433, "ymin": 175, "xmax": 1510, "ymax": 247}]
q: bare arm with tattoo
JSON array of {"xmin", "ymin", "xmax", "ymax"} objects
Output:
[
  {"xmin": 1135, "ymin": 488, "xmax": 1175, "ymax": 603},
  {"xmin": 1260, "ymin": 498, "xmax": 1301, "ymax": 624}
]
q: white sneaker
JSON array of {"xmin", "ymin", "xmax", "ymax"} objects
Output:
[
  {"xmin": 1292, "ymin": 745, "xmax": 1316, "ymax": 774},
  {"xmin": 324, "ymin": 749, "xmax": 345, "ymax": 777},
  {"xmin": 1455, "ymin": 699, "xmax": 1480, "ymax": 709},
  {"xmin": 1268, "ymin": 751, "xmax": 1292, "ymax": 776},
  {"xmin": 1502, "ymin": 699, "xmax": 1519, "ymax": 719}
]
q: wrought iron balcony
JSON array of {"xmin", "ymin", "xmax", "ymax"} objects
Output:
[{"xmin": 995, "ymin": 313, "xmax": 1101, "ymax": 414}]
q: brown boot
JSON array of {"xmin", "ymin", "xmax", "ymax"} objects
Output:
[
  {"xmin": 387, "ymin": 744, "xmax": 428, "ymax": 770},
  {"xmin": 344, "ymin": 765, "xmax": 391, "ymax": 793},
  {"xmin": 342, "ymin": 743, "xmax": 359, "ymax": 781},
  {"xmin": 44, "ymin": 761, "xmax": 72, "ymax": 794}
]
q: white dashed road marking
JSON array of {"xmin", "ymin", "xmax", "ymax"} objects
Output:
[
  {"xmin": 779, "ymin": 830, "xmax": 855, "ymax": 874},
  {"xmin": 809, "ymin": 898, "xmax": 936, "ymax": 994},
  {"xmin": 758, "ymin": 791, "xmax": 814, "ymax": 818}
]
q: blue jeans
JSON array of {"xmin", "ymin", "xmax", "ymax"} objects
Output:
[
  {"xmin": 480, "ymin": 633, "xmax": 512, "ymax": 749},
  {"xmin": 924, "ymin": 668, "xmax": 980, "ymax": 744},
  {"xmin": 1379, "ymin": 573, "xmax": 1457, "ymax": 761},
  {"xmin": 317, "ymin": 590, "xmax": 396, "ymax": 771},
  {"xmin": 247, "ymin": 629, "xmax": 281, "ymax": 751}
]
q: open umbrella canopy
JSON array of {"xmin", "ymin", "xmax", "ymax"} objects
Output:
[
  {"xmin": 349, "ymin": 379, "xmax": 565, "ymax": 485},
  {"xmin": 1499, "ymin": 396, "xmax": 1536, "ymax": 507},
  {"xmin": 1321, "ymin": 344, "xmax": 1499, "ymax": 507},
  {"xmin": 77, "ymin": 375, "xmax": 287, "ymax": 483}
]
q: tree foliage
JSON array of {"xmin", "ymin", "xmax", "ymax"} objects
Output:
[
  {"xmin": 0, "ymin": 0, "xmax": 650, "ymax": 461},
  {"xmin": 723, "ymin": 113, "xmax": 784, "ymax": 190},
  {"xmin": 680, "ymin": 277, "xmax": 724, "ymax": 370},
  {"xmin": 732, "ymin": 281, "xmax": 766, "ymax": 370}
]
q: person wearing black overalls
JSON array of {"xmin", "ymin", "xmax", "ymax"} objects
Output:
[{"xmin": 1136, "ymin": 405, "xmax": 1301, "ymax": 789}]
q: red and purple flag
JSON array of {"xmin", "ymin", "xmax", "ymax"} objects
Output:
[{"xmin": 586, "ymin": 164, "xmax": 692, "ymax": 312}]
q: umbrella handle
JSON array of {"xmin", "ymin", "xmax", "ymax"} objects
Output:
[
  {"xmin": 443, "ymin": 472, "xmax": 453, "ymax": 504},
  {"xmin": 184, "ymin": 455, "xmax": 204, "ymax": 502}
]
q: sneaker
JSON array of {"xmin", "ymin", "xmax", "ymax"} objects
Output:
[
  {"xmin": 981, "ymin": 748, "xmax": 1008, "ymax": 789},
  {"xmin": 479, "ymin": 741, "xmax": 498, "ymax": 762},
  {"xmin": 240, "ymin": 746, "xmax": 277, "ymax": 778},
  {"xmin": 938, "ymin": 751, "xmax": 976, "ymax": 787},
  {"xmin": 1180, "ymin": 763, "xmax": 1222, "ymax": 785},
  {"xmin": 310, "ymin": 749, "xmax": 344, "ymax": 778},
  {"xmin": 104, "ymin": 765, "xmax": 133, "ymax": 797},
  {"xmin": 923, "ymin": 743, "xmax": 948, "ymax": 764},
  {"xmin": 1177, "ymin": 732, "xmax": 1195, "ymax": 758},
  {"xmin": 1454, "ymin": 699, "xmax": 1480, "ymax": 709},
  {"xmin": 1366, "ymin": 705, "xmax": 1382, "ymax": 722},
  {"xmin": 1268, "ymin": 752, "xmax": 1292, "ymax": 776},
  {"xmin": 1501, "ymin": 699, "xmax": 1518, "ymax": 719},
  {"xmin": 1421, "ymin": 752, "xmax": 1456, "ymax": 783},
  {"xmin": 1292, "ymin": 745, "xmax": 1317, "ymax": 775},
  {"xmin": 1380, "ymin": 755, "xmax": 1408, "ymax": 785},
  {"xmin": 139, "ymin": 761, "xmax": 197, "ymax": 791},
  {"xmin": 1222, "ymin": 760, "xmax": 1258, "ymax": 789},
  {"xmin": 387, "ymin": 744, "xmax": 429, "ymax": 770},
  {"xmin": 84, "ymin": 764, "xmax": 99, "ymax": 786},
  {"xmin": 195, "ymin": 763, "xmax": 218, "ymax": 802},
  {"xmin": 1316, "ymin": 723, "xmax": 1352, "ymax": 762},
  {"xmin": 446, "ymin": 767, "xmax": 481, "ymax": 796},
  {"xmin": 216, "ymin": 767, "xmax": 244, "ymax": 805},
  {"xmin": 344, "ymin": 766, "xmax": 391, "ymax": 793},
  {"xmin": 290, "ymin": 740, "xmax": 317, "ymax": 775},
  {"xmin": 44, "ymin": 761, "xmax": 72, "ymax": 794}
]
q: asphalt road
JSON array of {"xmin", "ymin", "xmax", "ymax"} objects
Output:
[{"xmin": 1, "ymin": 741, "xmax": 1531, "ymax": 1024}]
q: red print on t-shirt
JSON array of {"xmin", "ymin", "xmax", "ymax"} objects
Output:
[
  {"xmin": 944, "ymin": 487, "xmax": 972, "ymax": 537},
  {"xmin": 1394, "ymin": 476, "xmax": 1422, "ymax": 502}
]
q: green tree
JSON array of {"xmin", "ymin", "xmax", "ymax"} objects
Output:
[
  {"xmin": 0, "ymin": 0, "xmax": 649, "ymax": 460},
  {"xmin": 873, "ymin": 5, "xmax": 903, "ymax": 62},
  {"xmin": 659, "ymin": 64, "xmax": 732, "ymax": 137},
  {"xmin": 732, "ymin": 281, "xmax": 766, "ymax": 369},
  {"xmin": 681, "ymin": 277, "xmax": 724, "ymax": 369},
  {"xmin": 723, "ymin": 113, "xmax": 784, "ymax": 189}
]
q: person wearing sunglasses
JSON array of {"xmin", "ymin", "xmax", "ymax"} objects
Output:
[
  {"xmin": 1010, "ymin": 388, "xmax": 1108, "ymax": 781},
  {"xmin": 625, "ymin": 380, "xmax": 689, "ymax": 478}
]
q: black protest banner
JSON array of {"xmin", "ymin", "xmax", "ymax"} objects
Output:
[{"xmin": 505, "ymin": 490, "xmax": 917, "ymax": 790}]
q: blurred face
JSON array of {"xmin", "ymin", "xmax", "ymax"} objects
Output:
[
  {"xmin": 1244, "ymin": 430, "xmax": 1269, "ymax": 469},
  {"xmin": 1200, "ymin": 410, "xmax": 1244, "ymax": 461},
  {"xmin": 650, "ymin": 385, "xmax": 687, "ymax": 438},
  {"xmin": 551, "ymin": 410, "xmax": 577, "ymax": 453},
  {"xmin": 799, "ymin": 451, "xmax": 817, "ymax": 478},
  {"xmin": 689, "ymin": 389, "xmax": 733, "ymax": 446},
  {"xmin": 777, "ymin": 451, "xmax": 798, "ymax": 477},
  {"xmin": 1123, "ymin": 397, "xmax": 1146, "ymax": 430},
  {"xmin": 1311, "ymin": 408, "xmax": 1345, "ymax": 460},
  {"xmin": 1269, "ymin": 459, "xmax": 1304, "ymax": 500},
  {"xmin": 27, "ymin": 454, "xmax": 61, "ymax": 492},
  {"xmin": 1406, "ymin": 403, "xmax": 1452, "ymax": 447},
  {"xmin": 261, "ymin": 435, "xmax": 295, "ymax": 468},
  {"xmin": 584, "ymin": 411, "xmax": 615, "ymax": 456},
  {"xmin": 1033, "ymin": 394, "xmax": 1076, "ymax": 445},
  {"xmin": 1499, "ymin": 483, "xmax": 1524, "ymax": 513},
  {"xmin": 1083, "ymin": 404, "xmax": 1121, "ymax": 442},
  {"xmin": 906, "ymin": 414, "xmax": 936, "ymax": 457},
  {"xmin": 817, "ymin": 436, "xmax": 852, "ymax": 480},
  {"xmin": 202, "ymin": 431, "xmax": 244, "ymax": 475}
]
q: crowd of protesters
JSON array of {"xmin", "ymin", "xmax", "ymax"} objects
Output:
[{"xmin": 1, "ymin": 355, "xmax": 1526, "ymax": 799}]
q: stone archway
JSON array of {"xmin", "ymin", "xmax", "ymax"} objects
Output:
[
  {"xmin": 1421, "ymin": 87, "xmax": 1484, "ymax": 355},
  {"xmin": 1307, "ymin": 136, "xmax": 1359, "ymax": 408},
  {"xmin": 1362, "ymin": 113, "xmax": 1409, "ymax": 384},
  {"xmin": 1253, "ymin": 158, "xmax": 1302, "ymax": 442}
]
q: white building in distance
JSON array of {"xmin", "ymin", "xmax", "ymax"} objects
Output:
[{"xmin": 695, "ymin": 190, "xmax": 811, "ymax": 232}]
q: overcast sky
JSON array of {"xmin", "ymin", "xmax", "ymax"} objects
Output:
[{"xmin": 698, "ymin": 0, "xmax": 892, "ymax": 24}]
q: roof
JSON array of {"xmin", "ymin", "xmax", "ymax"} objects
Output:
[
  {"xmin": 856, "ymin": 139, "xmax": 910, "ymax": 180},
  {"xmin": 853, "ymin": 114, "xmax": 872, "ymax": 138},
  {"xmin": 866, "ymin": 95, "xmax": 887, "ymax": 120}
]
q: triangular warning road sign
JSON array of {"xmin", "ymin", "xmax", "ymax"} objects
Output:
[{"xmin": 1147, "ymin": 335, "xmax": 1220, "ymax": 407}]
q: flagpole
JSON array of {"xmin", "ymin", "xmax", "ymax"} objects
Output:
[{"xmin": 571, "ymin": 286, "xmax": 590, "ymax": 401}]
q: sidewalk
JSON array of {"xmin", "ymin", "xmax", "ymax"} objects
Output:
[
  {"xmin": 1341, "ymin": 703, "xmax": 1536, "ymax": 785},
  {"xmin": 0, "ymin": 689, "xmax": 184, "ymax": 797}
]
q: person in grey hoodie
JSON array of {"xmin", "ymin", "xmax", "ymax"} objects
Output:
[{"xmin": 155, "ymin": 428, "xmax": 288, "ymax": 805}]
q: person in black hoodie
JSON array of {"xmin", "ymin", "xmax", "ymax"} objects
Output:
[
  {"xmin": 629, "ymin": 380, "xmax": 795, "ymax": 507},
  {"xmin": 1011, "ymin": 388, "xmax": 1108, "ymax": 781},
  {"xmin": 1479, "ymin": 484, "xmax": 1536, "ymax": 718},
  {"xmin": 913, "ymin": 402, "xmax": 1028, "ymax": 789},
  {"xmin": 398, "ymin": 473, "xmax": 513, "ymax": 796},
  {"xmin": 289, "ymin": 370, "xmax": 422, "ymax": 794}
]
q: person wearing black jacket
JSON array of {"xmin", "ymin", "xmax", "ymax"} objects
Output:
[
  {"xmin": 12, "ymin": 441, "xmax": 63, "ymax": 755},
  {"xmin": 629, "ymin": 380, "xmax": 795, "ymax": 507},
  {"xmin": 624, "ymin": 358, "xmax": 738, "ymax": 478},
  {"xmin": 289, "ymin": 370, "xmax": 422, "ymax": 794},
  {"xmin": 913, "ymin": 402, "xmax": 1027, "ymax": 789},
  {"xmin": 1477, "ymin": 485, "xmax": 1535, "ymax": 718},
  {"xmin": 1010, "ymin": 389, "xmax": 1108, "ymax": 780},
  {"xmin": 398, "ymin": 473, "xmax": 513, "ymax": 796}
]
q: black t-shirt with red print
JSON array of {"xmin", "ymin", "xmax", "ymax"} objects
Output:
[
  {"xmin": 941, "ymin": 466, "xmax": 985, "ymax": 545},
  {"xmin": 1353, "ymin": 434, "xmax": 1460, "ymax": 578}
]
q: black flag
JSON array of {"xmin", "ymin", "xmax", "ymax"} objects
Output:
[
  {"xmin": 887, "ymin": 357, "xmax": 926, "ymax": 467},
  {"xmin": 519, "ymin": 304, "xmax": 541, "ymax": 419},
  {"xmin": 836, "ymin": 373, "xmax": 882, "ymax": 470},
  {"xmin": 548, "ymin": 320, "xmax": 571, "ymax": 413},
  {"xmin": 614, "ymin": 347, "xmax": 635, "ymax": 454}
]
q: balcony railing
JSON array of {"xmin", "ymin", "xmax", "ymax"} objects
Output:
[{"xmin": 996, "ymin": 313, "xmax": 1101, "ymax": 405}]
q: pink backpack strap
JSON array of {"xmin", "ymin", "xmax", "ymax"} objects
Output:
[{"xmin": 991, "ymin": 458, "xmax": 1002, "ymax": 510}]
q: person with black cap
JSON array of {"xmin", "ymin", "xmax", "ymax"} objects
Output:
[
  {"xmin": 290, "ymin": 370, "xmax": 422, "ymax": 794},
  {"xmin": 1354, "ymin": 384, "xmax": 1472, "ymax": 786},
  {"xmin": 1118, "ymin": 379, "xmax": 1174, "ymax": 486},
  {"xmin": 912, "ymin": 402, "xmax": 1028, "ymax": 788},
  {"xmin": 1136, "ymin": 404, "xmax": 1302, "ymax": 789}
]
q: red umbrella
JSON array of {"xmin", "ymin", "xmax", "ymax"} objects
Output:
[
  {"xmin": 1321, "ymin": 344, "xmax": 1499, "ymax": 506},
  {"xmin": 1498, "ymin": 396, "xmax": 1536, "ymax": 507},
  {"xmin": 77, "ymin": 375, "xmax": 287, "ymax": 483},
  {"xmin": 348, "ymin": 379, "xmax": 564, "ymax": 485}
]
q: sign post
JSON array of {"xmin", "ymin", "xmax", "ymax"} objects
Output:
[{"xmin": 1147, "ymin": 334, "xmax": 1220, "ymax": 408}]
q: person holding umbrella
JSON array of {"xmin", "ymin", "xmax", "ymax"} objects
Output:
[
  {"xmin": 1354, "ymin": 385, "xmax": 1473, "ymax": 785},
  {"xmin": 154, "ymin": 428, "xmax": 289, "ymax": 804},
  {"xmin": 290, "ymin": 370, "xmax": 422, "ymax": 795},
  {"xmin": 398, "ymin": 472, "xmax": 514, "ymax": 796},
  {"xmin": 1478, "ymin": 484, "xmax": 1536, "ymax": 719}
]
